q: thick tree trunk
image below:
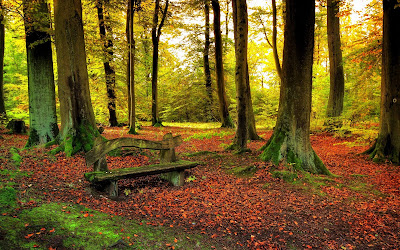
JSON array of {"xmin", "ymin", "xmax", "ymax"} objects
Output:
[
  {"xmin": 0, "ymin": 0, "xmax": 6, "ymax": 120},
  {"xmin": 203, "ymin": 0, "xmax": 213, "ymax": 121},
  {"xmin": 230, "ymin": 0, "xmax": 248, "ymax": 151},
  {"xmin": 271, "ymin": 0, "xmax": 282, "ymax": 80},
  {"xmin": 151, "ymin": 0, "xmax": 168, "ymax": 127},
  {"xmin": 23, "ymin": 0, "xmax": 59, "ymax": 147},
  {"xmin": 260, "ymin": 0, "xmax": 330, "ymax": 175},
  {"xmin": 127, "ymin": 0, "xmax": 137, "ymax": 134},
  {"xmin": 211, "ymin": 0, "xmax": 234, "ymax": 128},
  {"xmin": 366, "ymin": 0, "xmax": 400, "ymax": 163},
  {"xmin": 54, "ymin": 0, "xmax": 98, "ymax": 156},
  {"xmin": 326, "ymin": 0, "xmax": 345, "ymax": 118},
  {"xmin": 97, "ymin": 0, "xmax": 118, "ymax": 127}
]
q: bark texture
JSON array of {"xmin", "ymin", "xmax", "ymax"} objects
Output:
[
  {"xmin": 126, "ymin": 0, "xmax": 137, "ymax": 134},
  {"xmin": 97, "ymin": 0, "xmax": 118, "ymax": 127},
  {"xmin": 23, "ymin": 0, "xmax": 59, "ymax": 147},
  {"xmin": 260, "ymin": 0, "xmax": 330, "ymax": 175},
  {"xmin": 54, "ymin": 0, "xmax": 98, "ymax": 156},
  {"xmin": 231, "ymin": 0, "xmax": 249, "ymax": 151},
  {"xmin": 203, "ymin": 0, "xmax": 213, "ymax": 121},
  {"xmin": 0, "ymin": 0, "xmax": 6, "ymax": 119},
  {"xmin": 211, "ymin": 0, "xmax": 234, "ymax": 128},
  {"xmin": 151, "ymin": 0, "xmax": 169, "ymax": 126},
  {"xmin": 326, "ymin": 0, "xmax": 345, "ymax": 118},
  {"xmin": 366, "ymin": 0, "xmax": 400, "ymax": 163}
]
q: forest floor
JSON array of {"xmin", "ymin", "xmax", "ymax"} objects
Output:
[{"xmin": 0, "ymin": 124, "xmax": 399, "ymax": 249}]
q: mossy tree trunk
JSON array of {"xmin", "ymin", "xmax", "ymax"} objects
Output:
[
  {"xmin": 151, "ymin": 0, "xmax": 169, "ymax": 127},
  {"xmin": 230, "ymin": 0, "xmax": 249, "ymax": 151},
  {"xmin": 0, "ymin": 0, "xmax": 6, "ymax": 120},
  {"xmin": 211, "ymin": 0, "xmax": 234, "ymax": 128},
  {"xmin": 365, "ymin": 0, "xmax": 400, "ymax": 163},
  {"xmin": 203, "ymin": 0, "xmax": 213, "ymax": 121},
  {"xmin": 54, "ymin": 0, "xmax": 99, "ymax": 156},
  {"xmin": 97, "ymin": 0, "xmax": 118, "ymax": 127},
  {"xmin": 23, "ymin": 0, "xmax": 59, "ymax": 147},
  {"xmin": 260, "ymin": 0, "xmax": 330, "ymax": 175},
  {"xmin": 326, "ymin": 0, "xmax": 344, "ymax": 118}
]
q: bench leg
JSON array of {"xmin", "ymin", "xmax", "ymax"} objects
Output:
[
  {"xmin": 107, "ymin": 180, "xmax": 118, "ymax": 198},
  {"xmin": 161, "ymin": 171, "xmax": 185, "ymax": 186}
]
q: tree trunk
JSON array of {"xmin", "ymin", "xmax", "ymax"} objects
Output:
[
  {"xmin": 97, "ymin": 0, "xmax": 118, "ymax": 127},
  {"xmin": 326, "ymin": 0, "xmax": 345, "ymax": 118},
  {"xmin": 230, "ymin": 0, "xmax": 248, "ymax": 152},
  {"xmin": 0, "ymin": 0, "xmax": 6, "ymax": 120},
  {"xmin": 365, "ymin": 0, "xmax": 400, "ymax": 163},
  {"xmin": 211, "ymin": 0, "xmax": 234, "ymax": 128},
  {"xmin": 23, "ymin": 0, "xmax": 59, "ymax": 147},
  {"xmin": 54, "ymin": 0, "xmax": 98, "ymax": 156},
  {"xmin": 271, "ymin": 0, "xmax": 282, "ymax": 80},
  {"xmin": 127, "ymin": 0, "xmax": 137, "ymax": 134},
  {"xmin": 245, "ymin": 63, "xmax": 260, "ymax": 140},
  {"xmin": 260, "ymin": 0, "xmax": 330, "ymax": 175},
  {"xmin": 203, "ymin": 0, "xmax": 213, "ymax": 121},
  {"xmin": 151, "ymin": 0, "xmax": 168, "ymax": 127}
]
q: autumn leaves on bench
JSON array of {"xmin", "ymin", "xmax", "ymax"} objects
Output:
[{"xmin": 84, "ymin": 133, "xmax": 199, "ymax": 198}]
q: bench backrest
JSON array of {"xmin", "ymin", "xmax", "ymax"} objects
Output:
[{"xmin": 85, "ymin": 133, "xmax": 182, "ymax": 167}]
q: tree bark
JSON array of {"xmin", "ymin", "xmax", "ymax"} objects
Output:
[
  {"xmin": 126, "ymin": 0, "xmax": 137, "ymax": 134},
  {"xmin": 0, "ymin": 0, "xmax": 6, "ymax": 120},
  {"xmin": 260, "ymin": 0, "xmax": 330, "ymax": 175},
  {"xmin": 245, "ymin": 63, "xmax": 260, "ymax": 140},
  {"xmin": 54, "ymin": 0, "xmax": 98, "ymax": 156},
  {"xmin": 211, "ymin": 0, "xmax": 234, "ymax": 128},
  {"xmin": 230, "ymin": 0, "xmax": 248, "ymax": 151},
  {"xmin": 97, "ymin": 0, "xmax": 118, "ymax": 127},
  {"xmin": 23, "ymin": 0, "xmax": 59, "ymax": 147},
  {"xmin": 151, "ymin": 0, "xmax": 169, "ymax": 127},
  {"xmin": 365, "ymin": 0, "xmax": 400, "ymax": 163},
  {"xmin": 326, "ymin": 0, "xmax": 345, "ymax": 118},
  {"xmin": 203, "ymin": 0, "xmax": 213, "ymax": 121}
]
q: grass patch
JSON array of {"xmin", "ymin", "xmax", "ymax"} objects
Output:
[
  {"xmin": 9, "ymin": 147, "xmax": 22, "ymax": 166},
  {"xmin": 184, "ymin": 131, "xmax": 233, "ymax": 142},
  {"xmin": 0, "ymin": 202, "xmax": 224, "ymax": 249}
]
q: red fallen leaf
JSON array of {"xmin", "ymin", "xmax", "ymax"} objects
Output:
[
  {"xmin": 98, "ymin": 232, "xmax": 103, "ymax": 234},
  {"xmin": 49, "ymin": 228, "xmax": 55, "ymax": 233},
  {"xmin": 40, "ymin": 227, "xmax": 46, "ymax": 231},
  {"xmin": 174, "ymin": 238, "xmax": 178, "ymax": 243},
  {"xmin": 211, "ymin": 234, "xmax": 217, "ymax": 238},
  {"xmin": 33, "ymin": 244, "xmax": 39, "ymax": 248},
  {"xmin": 24, "ymin": 233, "xmax": 34, "ymax": 239},
  {"xmin": 84, "ymin": 213, "xmax": 89, "ymax": 217}
]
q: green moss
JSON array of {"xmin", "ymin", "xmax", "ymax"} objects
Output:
[
  {"xmin": 271, "ymin": 170, "xmax": 298, "ymax": 183},
  {"xmin": 25, "ymin": 128, "xmax": 40, "ymax": 148},
  {"xmin": 260, "ymin": 130, "xmax": 286, "ymax": 164},
  {"xmin": 228, "ymin": 165, "xmax": 258, "ymax": 178},
  {"xmin": 0, "ymin": 202, "xmax": 224, "ymax": 249},
  {"xmin": 0, "ymin": 187, "xmax": 17, "ymax": 210},
  {"xmin": 9, "ymin": 147, "xmax": 22, "ymax": 166},
  {"xmin": 287, "ymin": 150, "xmax": 303, "ymax": 171}
]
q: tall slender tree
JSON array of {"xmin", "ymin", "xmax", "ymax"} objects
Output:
[
  {"xmin": 203, "ymin": 0, "xmax": 213, "ymax": 121},
  {"xmin": 326, "ymin": 0, "xmax": 345, "ymax": 118},
  {"xmin": 23, "ymin": 0, "xmax": 58, "ymax": 147},
  {"xmin": 230, "ymin": 0, "xmax": 249, "ymax": 151},
  {"xmin": 151, "ymin": 0, "xmax": 169, "ymax": 126},
  {"xmin": 96, "ymin": 0, "xmax": 118, "ymax": 127},
  {"xmin": 0, "ymin": 0, "xmax": 6, "ymax": 121},
  {"xmin": 365, "ymin": 0, "xmax": 400, "ymax": 163},
  {"xmin": 260, "ymin": 0, "xmax": 330, "ymax": 175},
  {"xmin": 126, "ymin": 0, "xmax": 139, "ymax": 134},
  {"xmin": 211, "ymin": 0, "xmax": 234, "ymax": 128},
  {"xmin": 54, "ymin": 0, "xmax": 98, "ymax": 156}
]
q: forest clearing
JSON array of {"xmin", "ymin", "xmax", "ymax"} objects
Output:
[{"xmin": 1, "ymin": 124, "xmax": 399, "ymax": 249}]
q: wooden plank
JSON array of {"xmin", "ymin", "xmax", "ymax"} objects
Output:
[
  {"xmin": 84, "ymin": 160, "xmax": 199, "ymax": 183},
  {"xmin": 85, "ymin": 135, "xmax": 182, "ymax": 166}
]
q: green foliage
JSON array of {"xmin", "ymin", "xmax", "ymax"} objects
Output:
[
  {"xmin": 184, "ymin": 130, "xmax": 233, "ymax": 141},
  {"xmin": 0, "ymin": 187, "xmax": 17, "ymax": 210}
]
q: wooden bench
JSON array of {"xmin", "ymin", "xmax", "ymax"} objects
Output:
[{"xmin": 84, "ymin": 133, "xmax": 199, "ymax": 198}]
